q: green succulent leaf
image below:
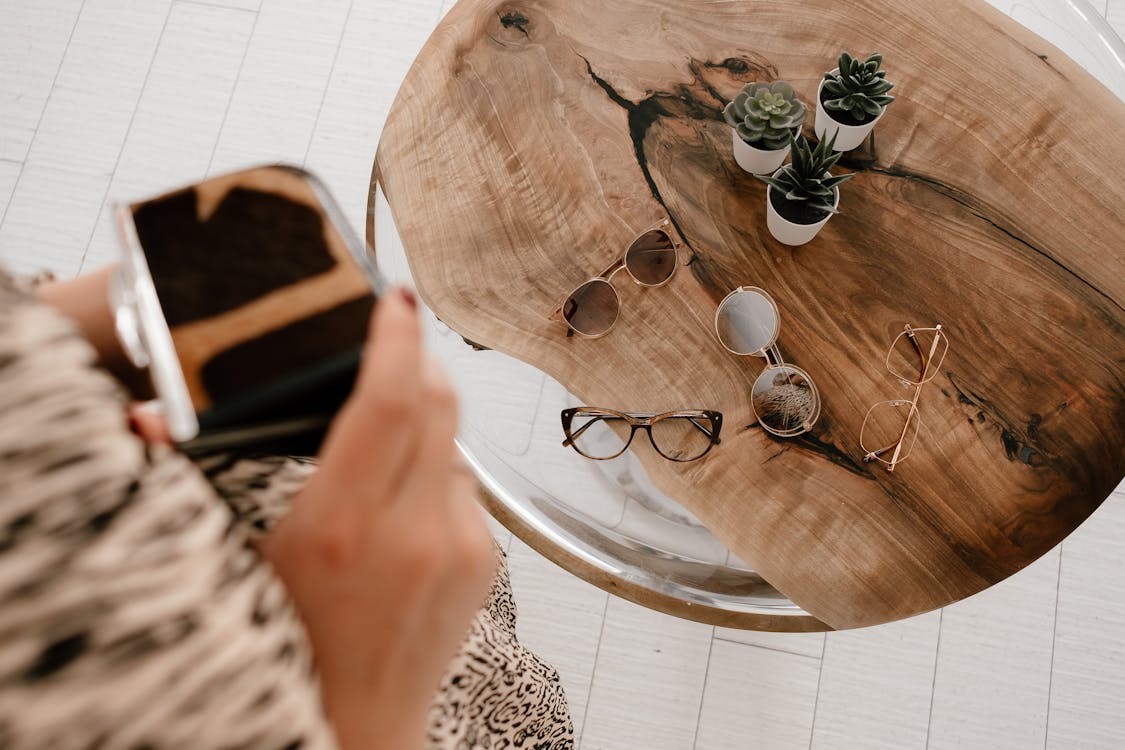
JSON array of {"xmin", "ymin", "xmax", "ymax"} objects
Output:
[
  {"xmin": 754, "ymin": 174, "xmax": 791, "ymax": 191},
  {"xmin": 762, "ymin": 132, "xmax": 854, "ymax": 211},
  {"xmin": 822, "ymin": 173, "xmax": 856, "ymax": 190},
  {"xmin": 727, "ymin": 80, "xmax": 806, "ymax": 147},
  {"xmin": 822, "ymin": 50, "xmax": 896, "ymax": 119},
  {"xmin": 769, "ymin": 80, "xmax": 795, "ymax": 99}
]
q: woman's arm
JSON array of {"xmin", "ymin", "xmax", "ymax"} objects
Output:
[
  {"xmin": 37, "ymin": 265, "xmax": 155, "ymax": 400},
  {"xmin": 261, "ymin": 288, "xmax": 497, "ymax": 750}
]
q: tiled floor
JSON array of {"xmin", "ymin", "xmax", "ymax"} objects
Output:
[{"xmin": 2, "ymin": 1, "xmax": 1123, "ymax": 748}]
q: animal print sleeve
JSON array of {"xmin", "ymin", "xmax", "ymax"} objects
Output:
[
  {"xmin": 197, "ymin": 453, "xmax": 318, "ymax": 539},
  {"xmin": 0, "ymin": 271, "xmax": 338, "ymax": 749}
]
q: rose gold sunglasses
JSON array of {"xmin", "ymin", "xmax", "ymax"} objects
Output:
[
  {"xmin": 550, "ymin": 220, "xmax": 680, "ymax": 338},
  {"xmin": 860, "ymin": 324, "xmax": 949, "ymax": 472},
  {"xmin": 713, "ymin": 287, "xmax": 821, "ymax": 437}
]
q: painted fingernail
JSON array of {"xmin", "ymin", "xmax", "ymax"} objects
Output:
[{"xmin": 398, "ymin": 287, "xmax": 417, "ymax": 310}]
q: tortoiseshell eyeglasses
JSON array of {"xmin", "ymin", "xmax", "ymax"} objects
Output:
[{"xmin": 561, "ymin": 407, "xmax": 722, "ymax": 462}]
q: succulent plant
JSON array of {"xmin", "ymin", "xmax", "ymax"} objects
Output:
[
  {"xmin": 723, "ymin": 81, "xmax": 807, "ymax": 151},
  {"xmin": 822, "ymin": 51, "xmax": 895, "ymax": 122},
  {"xmin": 755, "ymin": 132, "xmax": 855, "ymax": 215}
]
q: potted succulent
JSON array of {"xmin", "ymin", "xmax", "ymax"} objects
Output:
[
  {"xmin": 723, "ymin": 81, "xmax": 807, "ymax": 175},
  {"xmin": 814, "ymin": 51, "xmax": 896, "ymax": 151},
  {"xmin": 756, "ymin": 132, "xmax": 854, "ymax": 246}
]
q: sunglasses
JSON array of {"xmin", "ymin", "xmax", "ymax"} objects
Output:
[
  {"xmin": 561, "ymin": 407, "xmax": 723, "ymax": 462},
  {"xmin": 713, "ymin": 286, "xmax": 821, "ymax": 437},
  {"xmin": 860, "ymin": 324, "xmax": 949, "ymax": 472},
  {"xmin": 551, "ymin": 220, "xmax": 679, "ymax": 338}
]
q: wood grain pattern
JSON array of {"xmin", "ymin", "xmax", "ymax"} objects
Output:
[{"xmin": 373, "ymin": 0, "xmax": 1125, "ymax": 630}]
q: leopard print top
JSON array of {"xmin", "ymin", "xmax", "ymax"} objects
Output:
[{"xmin": 0, "ymin": 272, "xmax": 574, "ymax": 749}]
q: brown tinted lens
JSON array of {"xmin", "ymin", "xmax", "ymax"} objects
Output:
[
  {"xmin": 648, "ymin": 415, "xmax": 715, "ymax": 461},
  {"xmin": 563, "ymin": 279, "xmax": 619, "ymax": 336},
  {"xmin": 751, "ymin": 365, "xmax": 820, "ymax": 437},
  {"xmin": 625, "ymin": 230, "xmax": 676, "ymax": 286}
]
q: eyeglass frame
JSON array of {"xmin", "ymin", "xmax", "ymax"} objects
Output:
[
  {"xmin": 860, "ymin": 323, "xmax": 947, "ymax": 472},
  {"xmin": 713, "ymin": 286, "xmax": 822, "ymax": 437},
  {"xmin": 549, "ymin": 219, "xmax": 682, "ymax": 339},
  {"xmin": 560, "ymin": 407, "xmax": 723, "ymax": 462}
]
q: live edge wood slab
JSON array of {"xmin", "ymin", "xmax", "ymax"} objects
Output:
[{"xmin": 371, "ymin": 0, "xmax": 1125, "ymax": 630}]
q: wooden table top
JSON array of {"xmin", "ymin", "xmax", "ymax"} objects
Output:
[{"xmin": 370, "ymin": 0, "xmax": 1125, "ymax": 629}]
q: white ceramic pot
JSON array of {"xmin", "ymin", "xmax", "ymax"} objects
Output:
[
  {"xmin": 813, "ymin": 70, "xmax": 886, "ymax": 152},
  {"xmin": 731, "ymin": 128, "xmax": 791, "ymax": 175},
  {"xmin": 765, "ymin": 168, "xmax": 840, "ymax": 246}
]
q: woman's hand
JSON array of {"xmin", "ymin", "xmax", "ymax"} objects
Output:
[{"xmin": 259, "ymin": 288, "xmax": 497, "ymax": 750}]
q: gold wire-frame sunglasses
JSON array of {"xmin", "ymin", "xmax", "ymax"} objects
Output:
[
  {"xmin": 860, "ymin": 323, "xmax": 949, "ymax": 472},
  {"xmin": 549, "ymin": 220, "xmax": 682, "ymax": 338}
]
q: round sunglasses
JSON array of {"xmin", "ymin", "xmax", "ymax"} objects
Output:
[
  {"xmin": 714, "ymin": 286, "xmax": 821, "ymax": 438},
  {"xmin": 551, "ymin": 220, "xmax": 679, "ymax": 338}
]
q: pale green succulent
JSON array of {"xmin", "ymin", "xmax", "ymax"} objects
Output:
[
  {"xmin": 723, "ymin": 81, "xmax": 806, "ymax": 151},
  {"xmin": 755, "ymin": 132, "xmax": 855, "ymax": 215},
  {"xmin": 823, "ymin": 51, "xmax": 895, "ymax": 122}
]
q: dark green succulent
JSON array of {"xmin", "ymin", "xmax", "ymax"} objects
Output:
[
  {"xmin": 723, "ymin": 81, "xmax": 807, "ymax": 151},
  {"xmin": 755, "ymin": 132, "xmax": 855, "ymax": 214},
  {"xmin": 823, "ymin": 51, "xmax": 895, "ymax": 122}
]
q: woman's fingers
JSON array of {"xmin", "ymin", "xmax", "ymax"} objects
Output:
[
  {"xmin": 392, "ymin": 354, "xmax": 461, "ymax": 507},
  {"xmin": 317, "ymin": 288, "xmax": 425, "ymax": 492},
  {"xmin": 444, "ymin": 472, "xmax": 498, "ymax": 603},
  {"xmin": 126, "ymin": 402, "xmax": 172, "ymax": 445}
]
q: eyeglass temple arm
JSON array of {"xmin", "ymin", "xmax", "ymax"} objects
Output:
[
  {"xmin": 885, "ymin": 326, "xmax": 944, "ymax": 471},
  {"xmin": 686, "ymin": 416, "xmax": 721, "ymax": 443},
  {"xmin": 905, "ymin": 325, "xmax": 927, "ymax": 383}
]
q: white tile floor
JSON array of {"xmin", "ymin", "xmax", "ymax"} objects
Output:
[{"xmin": 1, "ymin": 1, "xmax": 1123, "ymax": 747}]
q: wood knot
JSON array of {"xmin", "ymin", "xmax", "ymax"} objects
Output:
[
  {"xmin": 499, "ymin": 10, "xmax": 530, "ymax": 34},
  {"xmin": 492, "ymin": 7, "xmax": 534, "ymax": 45}
]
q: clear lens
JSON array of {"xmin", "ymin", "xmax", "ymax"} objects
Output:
[
  {"xmin": 751, "ymin": 365, "xmax": 820, "ymax": 437},
  {"xmin": 649, "ymin": 414, "xmax": 716, "ymax": 462},
  {"xmin": 563, "ymin": 279, "xmax": 619, "ymax": 337},
  {"xmin": 624, "ymin": 229, "xmax": 676, "ymax": 286},
  {"xmin": 887, "ymin": 327, "xmax": 948, "ymax": 385},
  {"xmin": 715, "ymin": 288, "xmax": 780, "ymax": 355},
  {"xmin": 567, "ymin": 412, "xmax": 630, "ymax": 459},
  {"xmin": 860, "ymin": 400, "xmax": 920, "ymax": 464}
]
